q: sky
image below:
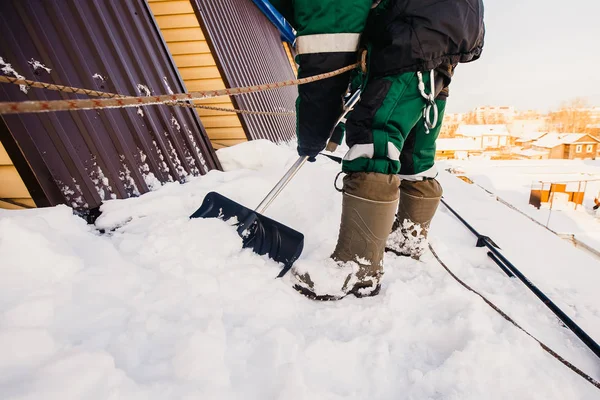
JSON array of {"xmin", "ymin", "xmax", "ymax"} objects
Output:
[{"xmin": 446, "ymin": 0, "xmax": 600, "ymax": 114}]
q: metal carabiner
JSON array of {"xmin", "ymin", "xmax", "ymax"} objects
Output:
[
  {"xmin": 417, "ymin": 70, "xmax": 439, "ymax": 134},
  {"xmin": 423, "ymin": 101, "xmax": 439, "ymax": 134}
]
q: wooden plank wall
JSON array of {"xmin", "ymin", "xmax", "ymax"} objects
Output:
[
  {"xmin": 148, "ymin": 0, "xmax": 247, "ymax": 149},
  {"xmin": 0, "ymin": 141, "xmax": 35, "ymax": 209},
  {"xmin": 283, "ymin": 41, "xmax": 298, "ymax": 76}
]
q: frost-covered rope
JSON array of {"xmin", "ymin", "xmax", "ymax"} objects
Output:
[
  {"xmin": 0, "ymin": 75, "xmax": 295, "ymax": 116},
  {"xmin": 0, "ymin": 63, "xmax": 359, "ymax": 115},
  {"xmin": 0, "ymin": 75, "xmax": 127, "ymax": 99},
  {"xmin": 428, "ymin": 243, "xmax": 600, "ymax": 391},
  {"xmin": 191, "ymin": 103, "xmax": 295, "ymax": 116}
]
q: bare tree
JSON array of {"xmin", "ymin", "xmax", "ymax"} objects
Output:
[{"xmin": 546, "ymin": 97, "xmax": 592, "ymax": 133}]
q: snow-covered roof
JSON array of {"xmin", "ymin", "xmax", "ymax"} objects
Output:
[
  {"xmin": 532, "ymin": 133, "xmax": 600, "ymax": 149},
  {"xmin": 436, "ymin": 138, "xmax": 482, "ymax": 151},
  {"xmin": 455, "ymin": 124, "xmax": 510, "ymax": 137},
  {"xmin": 512, "ymin": 148, "xmax": 549, "ymax": 157},
  {"xmin": 515, "ymin": 131, "xmax": 548, "ymax": 142},
  {"xmin": 3, "ymin": 139, "xmax": 600, "ymax": 399}
]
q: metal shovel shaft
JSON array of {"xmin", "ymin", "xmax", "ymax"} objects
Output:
[
  {"xmin": 255, "ymin": 155, "xmax": 309, "ymax": 214},
  {"xmin": 253, "ymin": 90, "xmax": 361, "ymax": 215}
]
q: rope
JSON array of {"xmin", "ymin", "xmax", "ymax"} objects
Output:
[
  {"xmin": 428, "ymin": 243, "xmax": 600, "ymax": 391},
  {"xmin": 0, "ymin": 75, "xmax": 128, "ymax": 99},
  {"xmin": 0, "ymin": 63, "xmax": 359, "ymax": 115},
  {"xmin": 0, "ymin": 76, "xmax": 295, "ymax": 116},
  {"xmin": 193, "ymin": 103, "xmax": 294, "ymax": 116}
]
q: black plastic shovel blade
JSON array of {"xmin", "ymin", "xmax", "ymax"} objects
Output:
[{"xmin": 190, "ymin": 192, "xmax": 304, "ymax": 277}]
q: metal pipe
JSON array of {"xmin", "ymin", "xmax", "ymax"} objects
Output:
[
  {"xmin": 487, "ymin": 251, "xmax": 515, "ymax": 278},
  {"xmin": 441, "ymin": 198, "xmax": 600, "ymax": 360},
  {"xmin": 255, "ymin": 155, "xmax": 309, "ymax": 214},
  {"xmin": 441, "ymin": 197, "xmax": 480, "ymax": 238}
]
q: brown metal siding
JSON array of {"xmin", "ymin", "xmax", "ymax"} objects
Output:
[
  {"xmin": 0, "ymin": 0, "xmax": 220, "ymax": 211},
  {"xmin": 191, "ymin": 0, "xmax": 297, "ymax": 143}
]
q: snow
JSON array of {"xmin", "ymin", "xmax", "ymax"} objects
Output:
[
  {"xmin": 137, "ymin": 149, "xmax": 163, "ymax": 191},
  {"xmin": 386, "ymin": 218, "xmax": 428, "ymax": 258},
  {"xmin": 1, "ymin": 141, "xmax": 599, "ymax": 399},
  {"xmin": 0, "ymin": 56, "xmax": 28, "ymax": 94},
  {"xmin": 27, "ymin": 59, "xmax": 51, "ymax": 74},
  {"xmin": 512, "ymin": 148, "xmax": 549, "ymax": 158},
  {"xmin": 456, "ymin": 124, "xmax": 510, "ymax": 137},
  {"xmin": 216, "ymin": 139, "xmax": 292, "ymax": 172},
  {"xmin": 442, "ymin": 158, "xmax": 600, "ymax": 252},
  {"xmin": 118, "ymin": 156, "xmax": 141, "ymax": 197},
  {"xmin": 515, "ymin": 131, "xmax": 547, "ymax": 143},
  {"xmin": 136, "ymin": 84, "xmax": 152, "ymax": 117},
  {"xmin": 436, "ymin": 138, "xmax": 482, "ymax": 151},
  {"xmin": 186, "ymin": 127, "xmax": 209, "ymax": 174},
  {"xmin": 163, "ymin": 77, "xmax": 174, "ymax": 95},
  {"xmin": 89, "ymin": 162, "xmax": 116, "ymax": 201},
  {"xmin": 136, "ymin": 84, "xmax": 151, "ymax": 97}
]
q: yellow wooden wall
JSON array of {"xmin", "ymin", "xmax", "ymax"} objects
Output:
[
  {"xmin": 0, "ymin": 141, "xmax": 35, "ymax": 210},
  {"xmin": 148, "ymin": 0, "xmax": 247, "ymax": 149},
  {"xmin": 283, "ymin": 41, "xmax": 298, "ymax": 76}
]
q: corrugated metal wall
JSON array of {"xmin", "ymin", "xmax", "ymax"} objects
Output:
[
  {"xmin": 191, "ymin": 0, "xmax": 298, "ymax": 143},
  {"xmin": 0, "ymin": 0, "xmax": 220, "ymax": 212},
  {"xmin": 147, "ymin": 0, "xmax": 247, "ymax": 149}
]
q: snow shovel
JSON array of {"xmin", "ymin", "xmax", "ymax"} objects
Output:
[
  {"xmin": 190, "ymin": 156, "xmax": 309, "ymax": 278},
  {"xmin": 190, "ymin": 88, "xmax": 362, "ymax": 277}
]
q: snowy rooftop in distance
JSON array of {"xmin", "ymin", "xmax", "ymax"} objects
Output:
[
  {"xmin": 515, "ymin": 131, "xmax": 548, "ymax": 142},
  {"xmin": 533, "ymin": 133, "xmax": 599, "ymax": 149},
  {"xmin": 456, "ymin": 124, "xmax": 510, "ymax": 137},
  {"xmin": 436, "ymin": 138, "xmax": 482, "ymax": 151},
  {"xmin": 1, "ymin": 141, "xmax": 599, "ymax": 399},
  {"xmin": 512, "ymin": 148, "xmax": 549, "ymax": 157}
]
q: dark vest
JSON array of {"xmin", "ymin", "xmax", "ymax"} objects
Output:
[{"xmin": 364, "ymin": 0, "xmax": 485, "ymax": 78}]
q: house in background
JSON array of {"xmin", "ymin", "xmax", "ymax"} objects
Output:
[
  {"xmin": 529, "ymin": 180, "xmax": 588, "ymax": 210},
  {"xmin": 586, "ymin": 124, "xmax": 600, "ymax": 137},
  {"xmin": 514, "ymin": 131, "xmax": 548, "ymax": 149},
  {"xmin": 472, "ymin": 106, "xmax": 516, "ymax": 124},
  {"xmin": 531, "ymin": 133, "xmax": 600, "ymax": 160},
  {"xmin": 435, "ymin": 138, "xmax": 482, "ymax": 160},
  {"xmin": 455, "ymin": 124, "xmax": 512, "ymax": 150},
  {"xmin": 439, "ymin": 112, "xmax": 465, "ymax": 137}
]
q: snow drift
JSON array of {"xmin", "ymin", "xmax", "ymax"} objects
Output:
[{"xmin": 0, "ymin": 139, "xmax": 599, "ymax": 399}]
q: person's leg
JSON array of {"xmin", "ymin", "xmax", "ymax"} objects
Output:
[
  {"xmin": 292, "ymin": 71, "xmax": 430, "ymax": 299},
  {"xmin": 386, "ymin": 98, "xmax": 447, "ymax": 259}
]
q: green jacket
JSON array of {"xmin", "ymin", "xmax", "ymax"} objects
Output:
[
  {"xmin": 269, "ymin": 0, "xmax": 372, "ymax": 159},
  {"xmin": 269, "ymin": 0, "xmax": 484, "ymax": 159}
]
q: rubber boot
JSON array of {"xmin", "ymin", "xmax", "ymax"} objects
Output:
[
  {"xmin": 293, "ymin": 172, "xmax": 400, "ymax": 300},
  {"xmin": 385, "ymin": 179, "xmax": 442, "ymax": 260}
]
